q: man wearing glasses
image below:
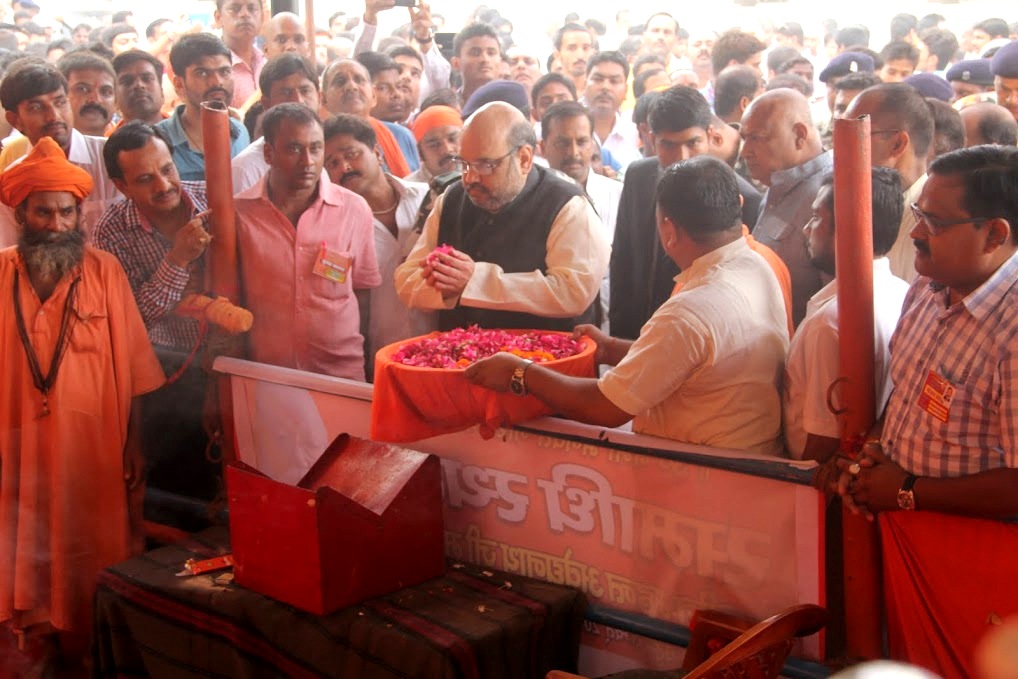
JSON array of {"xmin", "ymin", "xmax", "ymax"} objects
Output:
[
  {"xmin": 844, "ymin": 83, "xmax": 935, "ymax": 283},
  {"xmin": 396, "ymin": 101, "xmax": 610, "ymax": 332},
  {"xmin": 831, "ymin": 145, "xmax": 1018, "ymax": 519}
]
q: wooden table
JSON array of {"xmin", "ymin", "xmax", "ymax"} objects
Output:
[{"xmin": 92, "ymin": 528, "xmax": 585, "ymax": 678}]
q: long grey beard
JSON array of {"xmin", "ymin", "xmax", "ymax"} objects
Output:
[{"xmin": 18, "ymin": 227, "xmax": 86, "ymax": 282}]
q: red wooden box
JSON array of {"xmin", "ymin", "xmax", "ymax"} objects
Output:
[{"xmin": 226, "ymin": 434, "xmax": 444, "ymax": 615}]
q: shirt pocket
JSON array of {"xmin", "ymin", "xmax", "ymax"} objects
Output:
[
  {"xmin": 62, "ymin": 304, "xmax": 110, "ymax": 416},
  {"xmin": 309, "ymin": 251, "xmax": 354, "ymax": 300},
  {"xmin": 941, "ymin": 369, "xmax": 997, "ymax": 448}
]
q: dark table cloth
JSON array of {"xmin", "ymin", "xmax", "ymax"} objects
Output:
[{"xmin": 92, "ymin": 528, "xmax": 585, "ymax": 678}]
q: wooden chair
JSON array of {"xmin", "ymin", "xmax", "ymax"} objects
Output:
[{"xmin": 546, "ymin": 604, "xmax": 829, "ymax": 679}]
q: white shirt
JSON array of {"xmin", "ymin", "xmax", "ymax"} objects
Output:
[
  {"xmin": 0, "ymin": 129, "xmax": 121, "ymax": 247},
  {"xmin": 584, "ymin": 170, "xmax": 622, "ymax": 332},
  {"xmin": 783, "ymin": 258, "xmax": 909, "ymax": 458},
  {"xmin": 395, "ymin": 191, "xmax": 610, "ymax": 318},
  {"xmin": 592, "ymin": 111, "xmax": 642, "ymax": 170},
  {"xmin": 598, "ymin": 238, "xmax": 789, "ymax": 454},
  {"xmin": 887, "ymin": 174, "xmax": 926, "ymax": 283},
  {"xmin": 367, "ymin": 175, "xmax": 436, "ymax": 363},
  {"xmin": 231, "ymin": 137, "xmax": 268, "ymax": 196}
]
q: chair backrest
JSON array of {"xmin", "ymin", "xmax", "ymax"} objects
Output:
[{"xmin": 684, "ymin": 604, "xmax": 829, "ymax": 679}]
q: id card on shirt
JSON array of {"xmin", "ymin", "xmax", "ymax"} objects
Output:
[
  {"xmin": 313, "ymin": 246, "xmax": 353, "ymax": 284},
  {"xmin": 917, "ymin": 370, "xmax": 955, "ymax": 423}
]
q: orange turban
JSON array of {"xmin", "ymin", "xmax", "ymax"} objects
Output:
[
  {"xmin": 411, "ymin": 106, "xmax": 463, "ymax": 143},
  {"xmin": 0, "ymin": 137, "xmax": 94, "ymax": 209}
]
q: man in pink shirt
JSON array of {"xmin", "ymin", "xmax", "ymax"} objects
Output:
[{"xmin": 235, "ymin": 103, "xmax": 381, "ymax": 381}]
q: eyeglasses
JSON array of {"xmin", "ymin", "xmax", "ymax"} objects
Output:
[
  {"xmin": 910, "ymin": 203, "xmax": 993, "ymax": 236},
  {"xmin": 870, "ymin": 128, "xmax": 902, "ymax": 137},
  {"xmin": 450, "ymin": 145, "xmax": 521, "ymax": 176}
]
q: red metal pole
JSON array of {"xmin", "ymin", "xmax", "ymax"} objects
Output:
[
  {"xmin": 833, "ymin": 115, "xmax": 882, "ymax": 660},
  {"xmin": 201, "ymin": 100, "xmax": 239, "ymax": 303}
]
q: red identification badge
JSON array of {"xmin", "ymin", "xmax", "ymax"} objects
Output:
[
  {"xmin": 312, "ymin": 242, "xmax": 353, "ymax": 284},
  {"xmin": 917, "ymin": 370, "xmax": 955, "ymax": 423}
]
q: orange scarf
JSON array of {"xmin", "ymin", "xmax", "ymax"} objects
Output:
[{"xmin": 368, "ymin": 117, "xmax": 410, "ymax": 178}]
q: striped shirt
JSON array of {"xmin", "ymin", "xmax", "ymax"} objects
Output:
[
  {"xmin": 93, "ymin": 182, "xmax": 209, "ymax": 352},
  {"xmin": 882, "ymin": 250, "xmax": 1018, "ymax": 477}
]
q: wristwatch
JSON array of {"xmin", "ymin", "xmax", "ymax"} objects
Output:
[
  {"xmin": 509, "ymin": 359, "xmax": 533, "ymax": 396},
  {"xmin": 897, "ymin": 474, "xmax": 918, "ymax": 511}
]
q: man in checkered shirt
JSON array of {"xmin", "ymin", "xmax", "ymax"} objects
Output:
[
  {"xmin": 93, "ymin": 122, "xmax": 210, "ymax": 353},
  {"xmin": 837, "ymin": 145, "xmax": 1018, "ymax": 519}
]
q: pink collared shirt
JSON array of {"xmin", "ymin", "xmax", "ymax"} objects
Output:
[
  {"xmin": 230, "ymin": 46, "xmax": 265, "ymax": 109},
  {"xmin": 235, "ymin": 174, "xmax": 381, "ymax": 381}
]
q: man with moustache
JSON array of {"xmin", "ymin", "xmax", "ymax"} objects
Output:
[
  {"xmin": 540, "ymin": 100, "xmax": 621, "ymax": 330},
  {"xmin": 157, "ymin": 33, "xmax": 251, "ymax": 181},
  {"xmin": 94, "ymin": 122, "xmax": 210, "ymax": 351},
  {"xmin": 395, "ymin": 102, "xmax": 609, "ymax": 332},
  {"xmin": 643, "ymin": 13, "xmax": 686, "ymax": 73},
  {"xmin": 235, "ymin": 104, "xmax": 380, "ymax": 380},
  {"xmin": 232, "ymin": 54, "xmax": 320, "ymax": 193},
  {"xmin": 359, "ymin": 51, "xmax": 412, "ymax": 126},
  {"xmin": 832, "ymin": 146, "xmax": 1018, "ymax": 520},
  {"xmin": 0, "ymin": 59, "xmax": 121, "ymax": 247},
  {"xmin": 56, "ymin": 51, "xmax": 116, "ymax": 137},
  {"xmin": 784, "ymin": 167, "xmax": 910, "ymax": 461},
  {"xmin": 553, "ymin": 22, "xmax": 594, "ymax": 94},
  {"xmin": 583, "ymin": 51, "xmax": 640, "ymax": 169},
  {"xmin": 0, "ymin": 138, "xmax": 164, "ymax": 670},
  {"xmin": 111, "ymin": 50, "xmax": 168, "ymax": 130},
  {"xmin": 321, "ymin": 58, "xmax": 415, "ymax": 177},
  {"xmin": 322, "ymin": 114, "xmax": 432, "ymax": 365},
  {"xmin": 214, "ymin": 0, "xmax": 265, "ymax": 108},
  {"xmin": 407, "ymin": 104, "xmax": 462, "ymax": 184}
]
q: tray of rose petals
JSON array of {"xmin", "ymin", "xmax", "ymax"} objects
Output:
[{"xmin": 371, "ymin": 327, "xmax": 596, "ymax": 442}]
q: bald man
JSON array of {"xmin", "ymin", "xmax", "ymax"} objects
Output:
[
  {"xmin": 740, "ymin": 88, "xmax": 831, "ymax": 326},
  {"xmin": 261, "ymin": 12, "xmax": 308, "ymax": 59},
  {"xmin": 845, "ymin": 83, "xmax": 934, "ymax": 282},
  {"xmin": 960, "ymin": 102, "xmax": 1018, "ymax": 147},
  {"xmin": 395, "ymin": 102, "xmax": 610, "ymax": 331}
]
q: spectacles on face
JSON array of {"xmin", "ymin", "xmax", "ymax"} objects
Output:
[
  {"xmin": 450, "ymin": 145, "xmax": 521, "ymax": 176},
  {"xmin": 910, "ymin": 202, "xmax": 993, "ymax": 236},
  {"xmin": 870, "ymin": 128, "xmax": 901, "ymax": 137}
]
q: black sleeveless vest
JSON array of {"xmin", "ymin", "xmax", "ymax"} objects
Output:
[{"xmin": 436, "ymin": 165, "xmax": 598, "ymax": 331}]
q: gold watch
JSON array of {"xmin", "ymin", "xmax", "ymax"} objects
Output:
[
  {"xmin": 509, "ymin": 359, "xmax": 533, "ymax": 396},
  {"xmin": 897, "ymin": 474, "xmax": 918, "ymax": 511}
]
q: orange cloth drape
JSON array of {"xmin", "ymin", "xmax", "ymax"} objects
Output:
[
  {"xmin": 881, "ymin": 511, "xmax": 1018, "ymax": 679},
  {"xmin": 368, "ymin": 117, "xmax": 411, "ymax": 178},
  {"xmin": 371, "ymin": 332, "xmax": 596, "ymax": 442},
  {"xmin": 672, "ymin": 227, "xmax": 795, "ymax": 337}
]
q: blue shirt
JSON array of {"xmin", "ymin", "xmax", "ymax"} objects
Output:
[
  {"xmin": 156, "ymin": 105, "xmax": 251, "ymax": 182},
  {"xmin": 382, "ymin": 121, "xmax": 420, "ymax": 172}
]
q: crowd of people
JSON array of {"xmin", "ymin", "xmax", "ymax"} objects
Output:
[{"xmin": 1, "ymin": 0, "xmax": 1017, "ymax": 673}]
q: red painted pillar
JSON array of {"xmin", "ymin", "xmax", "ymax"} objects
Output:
[
  {"xmin": 833, "ymin": 115, "xmax": 882, "ymax": 659},
  {"xmin": 201, "ymin": 100, "xmax": 239, "ymax": 303}
]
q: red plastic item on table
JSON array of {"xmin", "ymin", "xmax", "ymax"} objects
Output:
[{"xmin": 371, "ymin": 329, "xmax": 596, "ymax": 442}]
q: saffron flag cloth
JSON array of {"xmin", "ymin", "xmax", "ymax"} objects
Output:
[
  {"xmin": 92, "ymin": 527, "xmax": 586, "ymax": 679},
  {"xmin": 881, "ymin": 510, "xmax": 1018, "ymax": 679},
  {"xmin": 371, "ymin": 331, "xmax": 596, "ymax": 442},
  {"xmin": 368, "ymin": 117, "xmax": 411, "ymax": 178}
]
